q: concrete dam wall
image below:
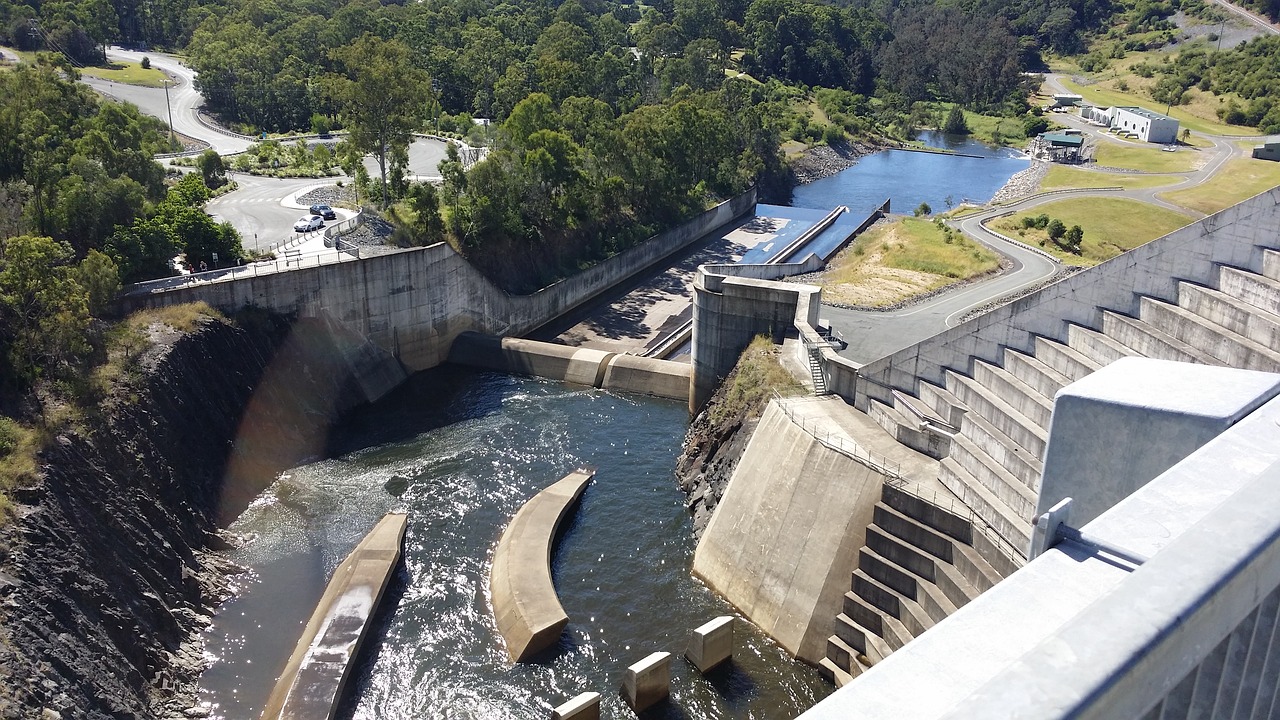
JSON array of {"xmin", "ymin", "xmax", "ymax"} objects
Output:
[{"xmin": 121, "ymin": 190, "xmax": 756, "ymax": 400}]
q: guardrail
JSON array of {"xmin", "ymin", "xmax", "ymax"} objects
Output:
[
  {"xmin": 124, "ymin": 248, "xmax": 367, "ymax": 294},
  {"xmin": 772, "ymin": 393, "xmax": 904, "ymax": 483}
]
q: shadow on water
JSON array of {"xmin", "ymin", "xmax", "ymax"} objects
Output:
[
  {"xmin": 703, "ymin": 659, "xmax": 760, "ymax": 709},
  {"xmin": 325, "ymin": 365, "xmax": 507, "ymax": 457},
  {"xmin": 639, "ymin": 696, "xmax": 693, "ymax": 720}
]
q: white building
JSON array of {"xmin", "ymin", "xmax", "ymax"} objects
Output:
[
  {"xmin": 1079, "ymin": 104, "xmax": 1113, "ymax": 126},
  {"xmin": 1111, "ymin": 106, "xmax": 1180, "ymax": 144}
]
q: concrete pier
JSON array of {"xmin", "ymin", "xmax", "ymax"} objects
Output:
[
  {"xmin": 622, "ymin": 651, "xmax": 672, "ymax": 712},
  {"xmin": 686, "ymin": 616, "xmax": 735, "ymax": 672},
  {"xmin": 260, "ymin": 512, "xmax": 408, "ymax": 720},
  {"xmin": 552, "ymin": 692, "xmax": 601, "ymax": 720},
  {"xmin": 491, "ymin": 467, "xmax": 596, "ymax": 662}
]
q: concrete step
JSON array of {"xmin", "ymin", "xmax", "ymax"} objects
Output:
[
  {"xmin": 824, "ymin": 634, "xmax": 864, "ymax": 682},
  {"xmin": 944, "ymin": 370, "xmax": 1048, "ymax": 460},
  {"xmin": 968, "ymin": 520, "xmax": 1029, "ymax": 577},
  {"xmin": 1264, "ymin": 249, "xmax": 1280, "ymax": 282},
  {"xmin": 958, "ymin": 409, "xmax": 1043, "ymax": 492},
  {"xmin": 880, "ymin": 484, "xmax": 974, "ymax": 547},
  {"xmin": 1002, "ymin": 348, "xmax": 1071, "ymax": 403},
  {"xmin": 818, "ymin": 656, "xmax": 857, "ymax": 688},
  {"xmin": 939, "ymin": 457, "xmax": 1033, "ymax": 553},
  {"xmin": 917, "ymin": 380, "xmax": 967, "ymax": 427},
  {"xmin": 834, "ymin": 612, "xmax": 893, "ymax": 664},
  {"xmin": 1141, "ymin": 296, "xmax": 1280, "ymax": 372},
  {"xmin": 1178, "ymin": 281, "xmax": 1280, "ymax": 352},
  {"xmin": 971, "ymin": 359, "xmax": 1054, "ymax": 430},
  {"xmin": 872, "ymin": 500, "xmax": 1007, "ymax": 591},
  {"xmin": 1218, "ymin": 266, "xmax": 1280, "ymax": 319},
  {"xmin": 852, "ymin": 568, "xmax": 934, "ymax": 638},
  {"xmin": 843, "ymin": 591, "xmax": 912, "ymax": 651},
  {"xmin": 948, "ymin": 433, "xmax": 1038, "ymax": 521},
  {"xmin": 868, "ymin": 519, "xmax": 983, "ymax": 608},
  {"xmin": 859, "ymin": 547, "xmax": 958, "ymax": 625},
  {"xmin": 1033, "ymin": 335, "xmax": 1100, "ymax": 382},
  {"xmin": 868, "ymin": 398, "xmax": 949, "ymax": 460},
  {"xmin": 1067, "ymin": 324, "xmax": 1137, "ymax": 367},
  {"xmin": 1102, "ymin": 310, "xmax": 1218, "ymax": 364},
  {"xmin": 953, "ymin": 530, "xmax": 1016, "ymax": 589}
]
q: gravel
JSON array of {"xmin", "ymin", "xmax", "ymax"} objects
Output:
[
  {"xmin": 296, "ymin": 185, "xmax": 356, "ymax": 207},
  {"xmin": 990, "ymin": 161, "xmax": 1051, "ymax": 204}
]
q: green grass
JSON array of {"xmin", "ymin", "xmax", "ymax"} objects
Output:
[
  {"xmin": 1092, "ymin": 141, "xmax": 1203, "ymax": 174},
  {"xmin": 960, "ymin": 111, "xmax": 1029, "ymax": 147},
  {"xmin": 991, "ymin": 197, "xmax": 1193, "ymax": 266},
  {"xmin": 709, "ymin": 336, "xmax": 804, "ymax": 426},
  {"xmin": 1058, "ymin": 78, "xmax": 1254, "ymax": 137},
  {"xmin": 878, "ymin": 217, "xmax": 1001, "ymax": 278},
  {"xmin": 80, "ymin": 61, "xmax": 169, "ymax": 87},
  {"xmin": 1160, "ymin": 157, "xmax": 1280, "ymax": 215},
  {"xmin": 1039, "ymin": 165, "xmax": 1181, "ymax": 191}
]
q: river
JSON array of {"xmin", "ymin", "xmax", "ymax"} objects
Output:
[
  {"xmin": 198, "ymin": 367, "xmax": 832, "ymax": 719},
  {"xmin": 792, "ymin": 131, "xmax": 1030, "ymax": 216}
]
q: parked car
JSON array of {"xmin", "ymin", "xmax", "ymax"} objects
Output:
[
  {"xmin": 294, "ymin": 215, "xmax": 324, "ymax": 232},
  {"xmin": 309, "ymin": 204, "xmax": 337, "ymax": 220}
]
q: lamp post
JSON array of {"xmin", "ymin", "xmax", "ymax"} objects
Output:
[{"xmin": 163, "ymin": 78, "xmax": 175, "ymax": 143}]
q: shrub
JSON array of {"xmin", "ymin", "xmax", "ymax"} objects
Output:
[
  {"xmin": 141, "ymin": 56, "xmax": 150, "ymax": 69},
  {"xmin": 914, "ymin": 202, "xmax": 932, "ymax": 217}
]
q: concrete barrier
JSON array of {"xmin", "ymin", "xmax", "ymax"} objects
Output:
[
  {"xmin": 686, "ymin": 616, "xmax": 735, "ymax": 672},
  {"xmin": 260, "ymin": 512, "xmax": 408, "ymax": 720},
  {"xmin": 491, "ymin": 467, "xmax": 596, "ymax": 662},
  {"xmin": 621, "ymin": 651, "xmax": 672, "ymax": 712},
  {"xmin": 552, "ymin": 692, "xmax": 601, "ymax": 720},
  {"xmin": 449, "ymin": 332, "xmax": 690, "ymax": 401}
]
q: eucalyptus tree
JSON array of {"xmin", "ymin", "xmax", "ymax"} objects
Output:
[{"xmin": 325, "ymin": 35, "xmax": 430, "ymax": 208}]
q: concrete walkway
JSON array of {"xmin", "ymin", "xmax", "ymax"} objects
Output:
[{"xmin": 260, "ymin": 512, "xmax": 407, "ymax": 720}]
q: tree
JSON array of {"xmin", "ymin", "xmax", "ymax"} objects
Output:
[
  {"xmin": 914, "ymin": 202, "xmax": 932, "ymax": 216},
  {"xmin": 196, "ymin": 150, "xmax": 227, "ymax": 189},
  {"xmin": 325, "ymin": 35, "xmax": 429, "ymax": 209},
  {"xmin": 1047, "ymin": 218, "xmax": 1066, "ymax": 240},
  {"xmin": 1063, "ymin": 224, "xmax": 1084, "ymax": 253},
  {"xmin": 942, "ymin": 105, "xmax": 970, "ymax": 135},
  {"xmin": 0, "ymin": 235, "xmax": 90, "ymax": 389}
]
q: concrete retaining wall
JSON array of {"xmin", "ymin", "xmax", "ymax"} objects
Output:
[
  {"xmin": 692, "ymin": 400, "xmax": 886, "ymax": 662},
  {"xmin": 850, "ymin": 187, "xmax": 1280, "ymax": 411},
  {"xmin": 123, "ymin": 189, "xmax": 756, "ymax": 400}
]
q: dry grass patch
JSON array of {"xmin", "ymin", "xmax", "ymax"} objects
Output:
[
  {"xmin": 1160, "ymin": 157, "xmax": 1280, "ymax": 215},
  {"xmin": 813, "ymin": 217, "xmax": 1000, "ymax": 307},
  {"xmin": 709, "ymin": 335, "xmax": 805, "ymax": 426},
  {"xmin": 96, "ymin": 302, "xmax": 224, "ymax": 393},
  {"xmin": 991, "ymin": 197, "xmax": 1192, "ymax": 266},
  {"xmin": 1039, "ymin": 165, "xmax": 1181, "ymax": 191}
]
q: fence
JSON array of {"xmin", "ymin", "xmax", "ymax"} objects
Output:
[
  {"xmin": 771, "ymin": 393, "xmax": 904, "ymax": 483},
  {"xmin": 124, "ymin": 248, "xmax": 367, "ymax": 295}
]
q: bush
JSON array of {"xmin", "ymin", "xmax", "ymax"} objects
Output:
[
  {"xmin": 141, "ymin": 56, "xmax": 151, "ymax": 69},
  {"xmin": 914, "ymin": 202, "xmax": 932, "ymax": 216},
  {"xmin": 1047, "ymin": 218, "xmax": 1066, "ymax": 240}
]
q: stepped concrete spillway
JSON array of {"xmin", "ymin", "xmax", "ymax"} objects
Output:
[
  {"xmin": 260, "ymin": 512, "xmax": 408, "ymax": 720},
  {"xmin": 491, "ymin": 467, "xmax": 595, "ymax": 662}
]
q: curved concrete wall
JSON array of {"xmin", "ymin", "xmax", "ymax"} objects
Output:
[
  {"xmin": 491, "ymin": 468, "xmax": 595, "ymax": 662},
  {"xmin": 122, "ymin": 190, "xmax": 756, "ymax": 399}
]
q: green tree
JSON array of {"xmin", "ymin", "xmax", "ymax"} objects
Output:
[
  {"xmin": 325, "ymin": 35, "xmax": 429, "ymax": 209},
  {"xmin": 1063, "ymin": 224, "xmax": 1084, "ymax": 253},
  {"xmin": 0, "ymin": 235, "xmax": 90, "ymax": 389},
  {"xmin": 914, "ymin": 202, "xmax": 932, "ymax": 216},
  {"xmin": 196, "ymin": 149, "xmax": 227, "ymax": 189},
  {"xmin": 76, "ymin": 249, "xmax": 121, "ymax": 315},
  {"xmin": 942, "ymin": 105, "xmax": 970, "ymax": 134},
  {"xmin": 1047, "ymin": 218, "xmax": 1066, "ymax": 240}
]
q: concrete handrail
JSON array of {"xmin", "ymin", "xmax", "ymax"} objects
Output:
[{"xmin": 491, "ymin": 467, "xmax": 596, "ymax": 662}]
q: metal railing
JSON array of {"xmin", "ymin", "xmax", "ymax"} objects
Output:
[
  {"xmin": 123, "ymin": 249, "xmax": 366, "ymax": 295},
  {"xmin": 771, "ymin": 393, "xmax": 904, "ymax": 483},
  {"xmin": 888, "ymin": 481, "xmax": 1027, "ymax": 568}
]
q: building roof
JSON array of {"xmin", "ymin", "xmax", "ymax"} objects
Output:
[
  {"xmin": 1115, "ymin": 106, "xmax": 1177, "ymax": 122},
  {"xmin": 1042, "ymin": 132, "xmax": 1084, "ymax": 147}
]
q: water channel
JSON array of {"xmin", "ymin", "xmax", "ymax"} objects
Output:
[
  {"xmin": 792, "ymin": 131, "xmax": 1030, "ymax": 216},
  {"xmin": 198, "ymin": 135, "xmax": 1031, "ymax": 719},
  {"xmin": 199, "ymin": 367, "xmax": 832, "ymax": 719}
]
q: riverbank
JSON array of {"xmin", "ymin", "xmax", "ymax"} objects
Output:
[
  {"xmin": 990, "ymin": 160, "xmax": 1050, "ymax": 204},
  {"xmin": 790, "ymin": 140, "xmax": 893, "ymax": 185}
]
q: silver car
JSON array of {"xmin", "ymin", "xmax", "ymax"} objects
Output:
[{"xmin": 293, "ymin": 215, "xmax": 324, "ymax": 232}]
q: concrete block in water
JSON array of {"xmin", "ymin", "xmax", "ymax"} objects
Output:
[
  {"xmin": 622, "ymin": 651, "xmax": 672, "ymax": 712},
  {"xmin": 551, "ymin": 692, "xmax": 600, "ymax": 720},
  {"xmin": 686, "ymin": 616, "xmax": 734, "ymax": 672}
]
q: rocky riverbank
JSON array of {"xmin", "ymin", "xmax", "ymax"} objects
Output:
[
  {"xmin": 790, "ymin": 140, "xmax": 890, "ymax": 185},
  {"xmin": 989, "ymin": 160, "xmax": 1050, "ymax": 204}
]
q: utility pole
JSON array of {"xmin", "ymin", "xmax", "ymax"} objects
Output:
[{"xmin": 163, "ymin": 78, "xmax": 175, "ymax": 143}]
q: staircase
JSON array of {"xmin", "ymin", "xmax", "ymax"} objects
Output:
[
  {"xmin": 818, "ymin": 484, "xmax": 1006, "ymax": 686},
  {"xmin": 808, "ymin": 343, "xmax": 829, "ymax": 395},
  {"xmin": 839, "ymin": 248, "xmax": 1280, "ymax": 683}
]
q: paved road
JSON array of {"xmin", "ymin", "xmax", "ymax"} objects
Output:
[
  {"xmin": 207, "ymin": 175, "xmax": 355, "ymax": 253},
  {"xmin": 1210, "ymin": 0, "xmax": 1280, "ymax": 35},
  {"xmin": 82, "ymin": 48, "xmax": 257, "ymax": 154}
]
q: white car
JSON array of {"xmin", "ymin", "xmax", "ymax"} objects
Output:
[{"xmin": 293, "ymin": 215, "xmax": 324, "ymax": 232}]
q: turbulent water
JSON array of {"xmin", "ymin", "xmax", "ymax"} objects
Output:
[{"xmin": 199, "ymin": 367, "xmax": 831, "ymax": 719}]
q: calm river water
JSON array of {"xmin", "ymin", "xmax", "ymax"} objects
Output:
[
  {"xmin": 792, "ymin": 131, "xmax": 1030, "ymax": 216},
  {"xmin": 199, "ymin": 367, "xmax": 832, "ymax": 719}
]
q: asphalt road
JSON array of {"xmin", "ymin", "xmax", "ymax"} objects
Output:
[{"xmin": 206, "ymin": 175, "xmax": 354, "ymax": 252}]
